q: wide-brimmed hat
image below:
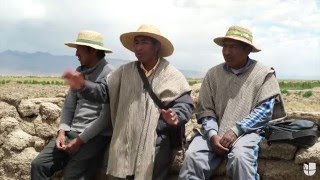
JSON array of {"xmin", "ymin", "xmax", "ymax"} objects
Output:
[
  {"xmin": 65, "ymin": 30, "xmax": 112, "ymax": 53},
  {"xmin": 214, "ymin": 25, "xmax": 261, "ymax": 52},
  {"xmin": 120, "ymin": 24, "xmax": 174, "ymax": 57}
]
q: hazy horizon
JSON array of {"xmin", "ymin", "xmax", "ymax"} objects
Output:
[{"xmin": 0, "ymin": 50, "xmax": 320, "ymax": 80}]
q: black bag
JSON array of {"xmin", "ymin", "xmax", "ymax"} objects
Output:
[
  {"xmin": 136, "ymin": 62, "xmax": 186, "ymax": 149},
  {"xmin": 264, "ymin": 119, "xmax": 320, "ymax": 148}
]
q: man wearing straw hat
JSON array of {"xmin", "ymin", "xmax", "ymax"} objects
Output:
[
  {"xmin": 179, "ymin": 25, "xmax": 286, "ymax": 180},
  {"xmin": 63, "ymin": 24, "xmax": 194, "ymax": 180},
  {"xmin": 31, "ymin": 30, "xmax": 114, "ymax": 180}
]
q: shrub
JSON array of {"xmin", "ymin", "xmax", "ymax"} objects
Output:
[
  {"xmin": 302, "ymin": 91, "xmax": 312, "ymax": 98},
  {"xmin": 281, "ymin": 89, "xmax": 289, "ymax": 95},
  {"xmin": 55, "ymin": 81, "xmax": 63, "ymax": 85},
  {"xmin": 188, "ymin": 79, "xmax": 201, "ymax": 86}
]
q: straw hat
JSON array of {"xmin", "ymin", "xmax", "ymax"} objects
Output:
[
  {"xmin": 214, "ymin": 25, "xmax": 261, "ymax": 52},
  {"xmin": 120, "ymin": 24, "xmax": 174, "ymax": 57},
  {"xmin": 65, "ymin": 30, "xmax": 112, "ymax": 53}
]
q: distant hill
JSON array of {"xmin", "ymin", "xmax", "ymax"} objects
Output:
[{"xmin": 0, "ymin": 50, "xmax": 204, "ymax": 78}]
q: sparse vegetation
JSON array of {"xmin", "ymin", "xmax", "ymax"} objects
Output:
[
  {"xmin": 0, "ymin": 76, "xmax": 64, "ymax": 85},
  {"xmin": 281, "ymin": 89, "xmax": 290, "ymax": 95},
  {"xmin": 302, "ymin": 91, "xmax": 313, "ymax": 98},
  {"xmin": 279, "ymin": 80, "xmax": 320, "ymax": 90},
  {"xmin": 0, "ymin": 79, "xmax": 10, "ymax": 84},
  {"xmin": 188, "ymin": 78, "xmax": 202, "ymax": 86}
]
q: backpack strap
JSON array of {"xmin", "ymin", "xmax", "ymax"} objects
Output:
[
  {"xmin": 136, "ymin": 61, "xmax": 186, "ymax": 157},
  {"xmin": 136, "ymin": 62, "xmax": 167, "ymax": 109}
]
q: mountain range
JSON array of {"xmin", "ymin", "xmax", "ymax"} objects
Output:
[{"xmin": 0, "ymin": 50, "xmax": 205, "ymax": 78}]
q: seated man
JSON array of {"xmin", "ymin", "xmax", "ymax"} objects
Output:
[
  {"xmin": 63, "ymin": 24, "xmax": 194, "ymax": 180},
  {"xmin": 31, "ymin": 30, "xmax": 114, "ymax": 180},
  {"xmin": 179, "ymin": 25, "xmax": 286, "ymax": 180}
]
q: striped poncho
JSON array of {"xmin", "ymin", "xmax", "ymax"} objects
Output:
[
  {"xmin": 196, "ymin": 60, "xmax": 286, "ymax": 135},
  {"xmin": 106, "ymin": 58, "xmax": 191, "ymax": 179}
]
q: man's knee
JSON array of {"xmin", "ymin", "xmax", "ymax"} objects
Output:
[
  {"xmin": 31, "ymin": 156, "xmax": 43, "ymax": 171},
  {"xmin": 227, "ymin": 147, "xmax": 257, "ymax": 176},
  {"xmin": 31, "ymin": 156, "xmax": 51, "ymax": 180},
  {"xmin": 228, "ymin": 148, "xmax": 249, "ymax": 168},
  {"xmin": 179, "ymin": 150, "xmax": 207, "ymax": 180},
  {"xmin": 183, "ymin": 149, "xmax": 204, "ymax": 169}
]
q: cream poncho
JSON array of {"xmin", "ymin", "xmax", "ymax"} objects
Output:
[
  {"xmin": 197, "ymin": 60, "xmax": 286, "ymax": 135},
  {"xmin": 106, "ymin": 58, "xmax": 191, "ymax": 179}
]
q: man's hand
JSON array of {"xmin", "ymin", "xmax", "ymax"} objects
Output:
[
  {"xmin": 55, "ymin": 130, "xmax": 66, "ymax": 151},
  {"xmin": 220, "ymin": 129, "xmax": 238, "ymax": 149},
  {"xmin": 210, "ymin": 135, "xmax": 229, "ymax": 156},
  {"xmin": 62, "ymin": 69, "xmax": 85, "ymax": 90},
  {"xmin": 64, "ymin": 137, "xmax": 84, "ymax": 154},
  {"xmin": 160, "ymin": 108, "xmax": 179, "ymax": 125}
]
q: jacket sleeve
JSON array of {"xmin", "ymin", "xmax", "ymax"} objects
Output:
[
  {"xmin": 231, "ymin": 97, "xmax": 275, "ymax": 136},
  {"xmin": 59, "ymin": 89, "xmax": 77, "ymax": 131},
  {"xmin": 79, "ymin": 104, "xmax": 112, "ymax": 142},
  {"xmin": 201, "ymin": 116, "xmax": 219, "ymax": 140},
  {"xmin": 79, "ymin": 77, "xmax": 109, "ymax": 104},
  {"xmin": 157, "ymin": 92, "xmax": 194, "ymax": 133}
]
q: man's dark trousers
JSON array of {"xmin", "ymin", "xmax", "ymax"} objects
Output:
[{"xmin": 31, "ymin": 131, "xmax": 109, "ymax": 180}]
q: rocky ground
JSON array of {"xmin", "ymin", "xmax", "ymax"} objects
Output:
[
  {"xmin": 284, "ymin": 89, "xmax": 320, "ymax": 112},
  {"xmin": 2, "ymin": 83, "xmax": 319, "ymax": 112},
  {"xmin": 0, "ymin": 84, "xmax": 69, "ymax": 99},
  {"xmin": 0, "ymin": 83, "xmax": 320, "ymax": 179}
]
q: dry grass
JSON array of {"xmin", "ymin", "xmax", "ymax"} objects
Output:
[{"xmin": 283, "ymin": 90, "xmax": 320, "ymax": 112}]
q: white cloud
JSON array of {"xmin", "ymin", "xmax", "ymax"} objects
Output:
[
  {"xmin": 0, "ymin": 0, "xmax": 319, "ymax": 79},
  {"xmin": 1, "ymin": 0, "xmax": 46, "ymax": 20}
]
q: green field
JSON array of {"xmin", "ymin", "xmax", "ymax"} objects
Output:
[
  {"xmin": 187, "ymin": 79, "xmax": 320, "ymax": 90},
  {"xmin": 1, "ymin": 76, "xmax": 320, "ymax": 91},
  {"xmin": 0, "ymin": 76, "xmax": 64, "ymax": 85},
  {"xmin": 278, "ymin": 80, "xmax": 320, "ymax": 90}
]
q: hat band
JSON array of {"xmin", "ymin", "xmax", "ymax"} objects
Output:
[
  {"xmin": 226, "ymin": 30, "xmax": 253, "ymax": 42},
  {"xmin": 76, "ymin": 38, "xmax": 103, "ymax": 46}
]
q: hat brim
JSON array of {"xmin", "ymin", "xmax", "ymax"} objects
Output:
[
  {"xmin": 120, "ymin": 32, "xmax": 174, "ymax": 57},
  {"xmin": 213, "ymin": 36, "xmax": 261, "ymax": 53},
  {"xmin": 65, "ymin": 42, "xmax": 113, "ymax": 53}
]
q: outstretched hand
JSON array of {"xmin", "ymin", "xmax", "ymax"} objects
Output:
[
  {"xmin": 62, "ymin": 69, "xmax": 84, "ymax": 90},
  {"xmin": 160, "ymin": 108, "xmax": 179, "ymax": 125}
]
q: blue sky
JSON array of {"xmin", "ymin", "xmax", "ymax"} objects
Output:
[{"xmin": 0, "ymin": 0, "xmax": 319, "ymax": 79}]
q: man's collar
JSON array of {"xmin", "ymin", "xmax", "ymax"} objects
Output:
[
  {"xmin": 140, "ymin": 58, "xmax": 160, "ymax": 77},
  {"xmin": 79, "ymin": 58, "xmax": 106, "ymax": 73},
  {"xmin": 223, "ymin": 57, "xmax": 254, "ymax": 75}
]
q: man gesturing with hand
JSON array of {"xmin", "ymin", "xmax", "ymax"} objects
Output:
[{"xmin": 31, "ymin": 30, "xmax": 114, "ymax": 180}]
